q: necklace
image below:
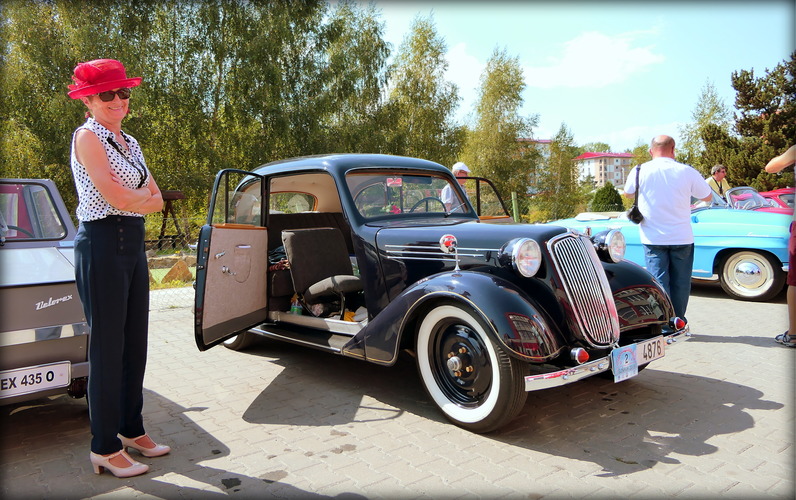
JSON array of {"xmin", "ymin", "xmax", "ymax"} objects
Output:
[{"xmin": 105, "ymin": 135, "xmax": 148, "ymax": 189}]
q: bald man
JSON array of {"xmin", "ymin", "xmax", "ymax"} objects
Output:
[{"xmin": 624, "ymin": 135, "xmax": 713, "ymax": 321}]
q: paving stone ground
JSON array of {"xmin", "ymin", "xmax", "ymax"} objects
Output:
[{"xmin": 1, "ymin": 282, "xmax": 793, "ymax": 499}]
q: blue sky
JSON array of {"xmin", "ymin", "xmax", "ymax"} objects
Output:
[{"xmin": 363, "ymin": 1, "xmax": 794, "ymax": 152}]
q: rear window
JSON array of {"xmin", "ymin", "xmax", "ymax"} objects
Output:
[
  {"xmin": 0, "ymin": 182, "xmax": 67, "ymax": 241},
  {"xmin": 269, "ymin": 192, "xmax": 317, "ymax": 214}
]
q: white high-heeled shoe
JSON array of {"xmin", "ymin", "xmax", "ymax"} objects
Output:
[
  {"xmin": 119, "ymin": 433, "xmax": 171, "ymax": 458},
  {"xmin": 90, "ymin": 450, "xmax": 148, "ymax": 477}
]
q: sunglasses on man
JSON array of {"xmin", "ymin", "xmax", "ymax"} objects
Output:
[{"xmin": 95, "ymin": 88, "xmax": 131, "ymax": 102}]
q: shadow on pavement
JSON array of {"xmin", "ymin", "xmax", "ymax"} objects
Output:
[
  {"xmin": 687, "ymin": 334, "xmax": 784, "ymax": 347},
  {"xmin": 0, "ymin": 387, "xmax": 365, "ymax": 499},
  {"xmin": 235, "ymin": 341, "xmax": 783, "ymax": 478},
  {"xmin": 492, "ymin": 369, "xmax": 784, "ymax": 477},
  {"xmin": 690, "ymin": 279, "xmax": 787, "ymax": 304},
  {"xmin": 241, "ymin": 343, "xmax": 430, "ymax": 427}
]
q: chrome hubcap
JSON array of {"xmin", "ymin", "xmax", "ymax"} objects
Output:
[{"xmin": 733, "ymin": 261, "xmax": 763, "ymax": 287}]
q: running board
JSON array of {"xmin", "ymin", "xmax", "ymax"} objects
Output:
[
  {"xmin": 268, "ymin": 311, "xmax": 365, "ymax": 336},
  {"xmin": 250, "ymin": 323, "xmax": 354, "ymax": 353}
]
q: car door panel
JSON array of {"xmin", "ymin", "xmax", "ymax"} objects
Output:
[{"xmin": 194, "ymin": 169, "xmax": 268, "ymax": 350}]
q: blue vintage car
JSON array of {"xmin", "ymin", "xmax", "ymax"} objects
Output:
[
  {"xmin": 194, "ymin": 154, "xmax": 690, "ymax": 433},
  {"xmin": 550, "ymin": 191, "xmax": 790, "ymax": 302}
]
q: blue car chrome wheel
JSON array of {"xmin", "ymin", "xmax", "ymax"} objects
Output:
[{"xmin": 719, "ymin": 250, "xmax": 785, "ymax": 301}]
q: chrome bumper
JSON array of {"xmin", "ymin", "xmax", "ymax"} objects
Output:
[{"xmin": 524, "ymin": 324, "xmax": 691, "ymax": 391}]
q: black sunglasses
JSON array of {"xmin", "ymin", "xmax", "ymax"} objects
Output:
[{"xmin": 96, "ymin": 88, "xmax": 131, "ymax": 102}]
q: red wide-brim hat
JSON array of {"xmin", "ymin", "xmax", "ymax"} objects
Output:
[{"xmin": 67, "ymin": 59, "xmax": 142, "ymax": 99}]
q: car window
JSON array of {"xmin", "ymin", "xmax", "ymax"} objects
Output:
[
  {"xmin": 465, "ymin": 177, "xmax": 511, "ymax": 218},
  {"xmin": 210, "ymin": 173, "xmax": 263, "ymax": 225},
  {"xmin": 270, "ymin": 192, "xmax": 316, "ymax": 214},
  {"xmin": 0, "ymin": 183, "xmax": 67, "ymax": 240},
  {"xmin": 347, "ymin": 172, "xmax": 465, "ymax": 219},
  {"xmin": 726, "ymin": 188, "xmax": 767, "ymax": 210}
]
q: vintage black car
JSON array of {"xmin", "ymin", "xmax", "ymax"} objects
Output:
[
  {"xmin": 194, "ymin": 154, "xmax": 690, "ymax": 433},
  {"xmin": 0, "ymin": 179, "xmax": 89, "ymax": 405}
]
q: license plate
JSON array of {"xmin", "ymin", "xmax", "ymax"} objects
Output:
[
  {"xmin": 637, "ymin": 336, "xmax": 665, "ymax": 365},
  {"xmin": 0, "ymin": 362, "xmax": 71, "ymax": 399},
  {"xmin": 611, "ymin": 336, "xmax": 665, "ymax": 383}
]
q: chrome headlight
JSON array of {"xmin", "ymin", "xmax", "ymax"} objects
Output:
[
  {"xmin": 593, "ymin": 229, "xmax": 625, "ymax": 263},
  {"xmin": 499, "ymin": 238, "xmax": 542, "ymax": 277}
]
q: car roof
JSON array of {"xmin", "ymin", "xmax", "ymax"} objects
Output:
[{"xmin": 252, "ymin": 153, "xmax": 452, "ymax": 177}]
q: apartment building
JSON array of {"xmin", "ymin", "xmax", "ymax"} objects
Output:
[{"xmin": 573, "ymin": 151, "xmax": 635, "ymax": 188}]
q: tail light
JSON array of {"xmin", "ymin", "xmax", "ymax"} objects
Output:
[
  {"xmin": 670, "ymin": 317, "xmax": 687, "ymax": 330},
  {"xmin": 570, "ymin": 348, "xmax": 589, "ymax": 364}
]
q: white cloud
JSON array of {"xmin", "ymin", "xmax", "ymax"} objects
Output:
[{"xmin": 524, "ymin": 30, "xmax": 665, "ymax": 89}]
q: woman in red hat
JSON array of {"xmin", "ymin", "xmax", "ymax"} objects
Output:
[{"xmin": 68, "ymin": 59, "xmax": 170, "ymax": 478}]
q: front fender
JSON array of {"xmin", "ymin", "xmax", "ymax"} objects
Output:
[
  {"xmin": 343, "ymin": 271, "xmax": 566, "ymax": 365},
  {"xmin": 602, "ymin": 259, "xmax": 675, "ymax": 331}
]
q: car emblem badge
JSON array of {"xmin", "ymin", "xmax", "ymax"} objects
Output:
[
  {"xmin": 439, "ymin": 234, "xmax": 461, "ymax": 271},
  {"xmin": 439, "ymin": 234, "xmax": 457, "ymax": 253}
]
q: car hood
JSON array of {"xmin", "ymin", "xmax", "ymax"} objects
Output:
[
  {"xmin": 374, "ymin": 219, "xmax": 570, "ymax": 256},
  {"xmin": 0, "ymin": 247, "xmax": 76, "ymax": 288},
  {"xmin": 689, "ymin": 207, "xmax": 791, "ymax": 228},
  {"xmin": 554, "ymin": 207, "xmax": 790, "ymax": 231}
]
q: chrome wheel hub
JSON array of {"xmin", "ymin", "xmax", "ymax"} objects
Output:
[{"xmin": 734, "ymin": 261, "xmax": 762, "ymax": 287}]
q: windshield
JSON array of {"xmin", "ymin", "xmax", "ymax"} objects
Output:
[
  {"xmin": 726, "ymin": 187, "xmax": 769, "ymax": 210},
  {"xmin": 0, "ymin": 182, "xmax": 67, "ymax": 241},
  {"xmin": 346, "ymin": 171, "xmax": 469, "ymax": 219}
]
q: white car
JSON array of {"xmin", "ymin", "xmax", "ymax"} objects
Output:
[{"xmin": 0, "ymin": 179, "xmax": 88, "ymax": 405}]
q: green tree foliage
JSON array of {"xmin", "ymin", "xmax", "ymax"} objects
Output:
[
  {"xmin": 384, "ymin": 15, "xmax": 464, "ymax": 165},
  {"xmin": 589, "ymin": 182, "xmax": 624, "ymax": 211},
  {"xmin": 677, "ymin": 79, "xmax": 733, "ymax": 175},
  {"xmin": 532, "ymin": 123, "xmax": 582, "ymax": 221},
  {"xmin": 629, "ymin": 140, "xmax": 652, "ymax": 166},
  {"xmin": 579, "ymin": 142, "xmax": 611, "ymax": 154},
  {"xmin": 460, "ymin": 47, "xmax": 538, "ymax": 199},
  {"xmin": 321, "ymin": 2, "xmax": 391, "ymax": 153},
  {"xmin": 702, "ymin": 52, "xmax": 795, "ymax": 191},
  {"xmin": 0, "ymin": 1, "xmax": 399, "ymax": 215}
]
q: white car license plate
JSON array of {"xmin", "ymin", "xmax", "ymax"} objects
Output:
[
  {"xmin": 611, "ymin": 336, "xmax": 665, "ymax": 383},
  {"xmin": 0, "ymin": 361, "xmax": 71, "ymax": 399}
]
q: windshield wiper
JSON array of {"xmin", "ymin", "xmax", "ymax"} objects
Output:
[{"xmin": 445, "ymin": 202, "xmax": 468, "ymax": 217}]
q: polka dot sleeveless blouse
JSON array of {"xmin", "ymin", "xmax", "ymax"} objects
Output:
[{"xmin": 70, "ymin": 118, "xmax": 150, "ymax": 222}]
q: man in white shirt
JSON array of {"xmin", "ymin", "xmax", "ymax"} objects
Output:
[
  {"xmin": 441, "ymin": 162, "xmax": 470, "ymax": 211},
  {"xmin": 624, "ymin": 135, "xmax": 713, "ymax": 321}
]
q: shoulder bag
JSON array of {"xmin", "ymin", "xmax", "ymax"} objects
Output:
[{"xmin": 627, "ymin": 166, "xmax": 644, "ymax": 224}]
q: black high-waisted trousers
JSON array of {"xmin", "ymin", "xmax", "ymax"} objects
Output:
[{"xmin": 74, "ymin": 215, "xmax": 148, "ymax": 455}]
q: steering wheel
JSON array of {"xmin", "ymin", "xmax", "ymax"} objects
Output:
[
  {"xmin": 409, "ymin": 197, "xmax": 446, "ymax": 213},
  {"xmin": 6, "ymin": 225, "xmax": 35, "ymax": 238}
]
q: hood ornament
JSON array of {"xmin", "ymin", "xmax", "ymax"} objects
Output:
[{"xmin": 439, "ymin": 234, "xmax": 460, "ymax": 271}]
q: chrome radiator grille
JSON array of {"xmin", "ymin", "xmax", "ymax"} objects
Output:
[{"xmin": 548, "ymin": 234, "xmax": 619, "ymax": 347}]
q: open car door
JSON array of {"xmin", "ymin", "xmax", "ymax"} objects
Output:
[
  {"xmin": 463, "ymin": 176, "xmax": 515, "ymax": 223},
  {"xmin": 194, "ymin": 169, "xmax": 268, "ymax": 351}
]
